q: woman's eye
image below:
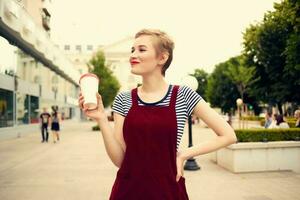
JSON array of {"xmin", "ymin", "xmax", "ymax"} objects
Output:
[{"xmin": 131, "ymin": 49, "xmax": 146, "ymax": 53}]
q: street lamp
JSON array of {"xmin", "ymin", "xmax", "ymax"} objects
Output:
[
  {"xmin": 236, "ymin": 98, "xmax": 243, "ymax": 129},
  {"xmin": 181, "ymin": 75, "xmax": 200, "ymax": 171}
]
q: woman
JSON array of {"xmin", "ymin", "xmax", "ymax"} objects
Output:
[
  {"xmin": 276, "ymin": 114, "xmax": 290, "ymax": 129},
  {"xmin": 268, "ymin": 113, "xmax": 279, "ymax": 129},
  {"xmin": 51, "ymin": 109, "xmax": 60, "ymax": 143},
  {"xmin": 79, "ymin": 29, "xmax": 237, "ymax": 200}
]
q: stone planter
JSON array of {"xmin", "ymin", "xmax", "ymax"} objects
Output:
[{"xmin": 210, "ymin": 141, "xmax": 300, "ymax": 173}]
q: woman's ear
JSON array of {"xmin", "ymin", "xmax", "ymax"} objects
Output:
[{"xmin": 158, "ymin": 52, "xmax": 169, "ymax": 66}]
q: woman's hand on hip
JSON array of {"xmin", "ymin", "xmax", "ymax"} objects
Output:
[{"xmin": 78, "ymin": 92, "xmax": 106, "ymax": 121}]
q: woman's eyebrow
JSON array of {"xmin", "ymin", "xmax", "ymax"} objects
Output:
[{"xmin": 131, "ymin": 45, "xmax": 148, "ymax": 50}]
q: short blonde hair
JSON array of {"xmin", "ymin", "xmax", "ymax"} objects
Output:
[{"xmin": 135, "ymin": 29, "xmax": 174, "ymax": 76}]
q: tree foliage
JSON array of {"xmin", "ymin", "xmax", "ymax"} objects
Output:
[
  {"xmin": 89, "ymin": 51, "xmax": 120, "ymax": 108},
  {"xmin": 205, "ymin": 56, "xmax": 260, "ymax": 114},
  {"xmin": 243, "ymin": 0, "xmax": 300, "ymax": 110},
  {"xmin": 223, "ymin": 56, "xmax": 255, "ymax": 100},
  {"xmin": 190, "ymin": 69, "xmax": 209, "ymax": 100},
  {"xmin": 205, "ymin": 60, "xmax": 239, "ymax": 113}
]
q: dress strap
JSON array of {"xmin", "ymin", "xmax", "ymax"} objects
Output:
[
  {"xmin": 131, "ymin": 88, "xmax": 138, "ymax": 107},
  {"xmin": 170, "ymin": 85, "xmax": 179, "ymax": 108}
]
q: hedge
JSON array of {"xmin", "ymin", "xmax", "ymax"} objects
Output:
[
  {"xmin": 241, "ymin": 116, "xmax": 264, "ymax": 121},
  {"xmin": 235, "ymin": 128, "xmax": 300, "ymax": 142},
  {"xmin": 92, "ymin": 125, "xmax": 100, "ymax": 131}
]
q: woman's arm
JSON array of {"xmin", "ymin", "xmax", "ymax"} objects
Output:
[
  {"xmin": 79, "ymin": 93, "xmax": 125, "ymax": 168},
  {"xmin": 97, "ymin": 112, "xmax": 126, "ymax": 168},
  {"xmin": 178, "ymin": 99, "xmax": 237, "ymax": 161}
]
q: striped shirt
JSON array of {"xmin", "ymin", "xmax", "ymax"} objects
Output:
[{"xmin": 112, "ymin": 85, "xmax": 203, "ymax": 150}]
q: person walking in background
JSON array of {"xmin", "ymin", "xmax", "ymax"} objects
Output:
[
  {"xmin": 39, "ymin": 107, "xmax": 51, "ymax": 143},
  {"xmin": 294, "ymin": 110, "xmax": 300, "ymax": 128},
  {"xmin": 51, "ymin": 107, "xmax": 61, "ymax": 143},
  {"xmin": 79, "ymin": 29, "xmax": 237, "ymax": 199}
]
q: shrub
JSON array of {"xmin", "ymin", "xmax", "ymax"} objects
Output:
[
  {"xmin": 235, "ymin": 128, "xmax": 300, "ymax": 142},
  {"xmin": 92, "ymin": 125, "xmax": 100, "ymax": 131},
  {"xmin": 241, "ymin": 116, "xmax": 264, "ymax": 121}
]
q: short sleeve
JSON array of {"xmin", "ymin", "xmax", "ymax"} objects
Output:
[
  {"xmin": 112, "ymin": 93, "xmax": 126, "ymax": 117},
  {"xmin": 181, "ymin": 86, "xmax": 202, "ymax": 116}
]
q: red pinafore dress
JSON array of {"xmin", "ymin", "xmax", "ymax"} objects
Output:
[{"xmin": 109, "ymin": 85, "xmax": 189, "ymax": 200}]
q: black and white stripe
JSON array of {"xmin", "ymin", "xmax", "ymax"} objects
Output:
[{"xmin": 112, "ymin": 85, "xmax": 202, "ymax": 150}]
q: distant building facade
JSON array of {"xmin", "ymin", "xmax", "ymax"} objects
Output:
[{"xmin": 0, "ymin": 0, "xmax": 80, "ymax": 129}]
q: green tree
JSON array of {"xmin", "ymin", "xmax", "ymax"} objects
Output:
[
  {"xmin": 243, "ymin": 0, "xmax": 300, "ymax": 113},
  {"xmin": 224, "ymin": 56, "xmax": 255, "ymax": 100},
  {"xmin": 190, "ymin": 69, "xmax": 208, "ymax": 100},
  {"xmin": 206, "ymin": 56, "xmax": 260, "ymax": 114},
  {"xmin": 88, "ymin": 51, "xmax": 120, "ymax": 108},
  {"xmin": 206, "ymin": 62, "xmax": 239, "ymax": 113}
]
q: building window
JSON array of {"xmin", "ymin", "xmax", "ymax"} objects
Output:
[
  {"xmin": 29, "ymin": 96, "xmax": 39, "ymax": 124},
  {"xmin": 87, "ymin": 45, "xmax": 93, "ymax": 51},
  {"xmin": 64, "ymin": 45, "xmax": 70, "ymax": 51},
  {"xmin": 76, "ymin": 45, "xmax": 82, "ymax": 52},
  {"xmin": 0, "ymin": 88, "xmax": 14, "ymax": 127}
]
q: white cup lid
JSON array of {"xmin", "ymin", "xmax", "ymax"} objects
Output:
[{"xmin": 79, "ymin": 73, "xmax": 99, "ymax": 84}]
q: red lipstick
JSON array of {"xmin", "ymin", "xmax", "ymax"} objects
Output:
[{"xmin": 130, "ymin": 60, "xmax": 140, "ymax": 65}]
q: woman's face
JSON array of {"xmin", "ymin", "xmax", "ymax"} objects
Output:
[{"xmin": 129, "ymin": 35, "xmax": 162, "ymax": 76}]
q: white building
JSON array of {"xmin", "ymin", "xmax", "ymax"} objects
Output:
[
  {"xmin": 58, "ymin": 44, "xmax": 103, "ymax": 75},
  {"xmin": 0, "ymin": 0, "xmax": 80, "ymax": 131}
]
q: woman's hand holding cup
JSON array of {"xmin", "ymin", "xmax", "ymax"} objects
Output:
[
  {"xmin": 78, "ymin": 73, "xmax": 106, "ymax": 122},
  {"xmin": 78, "ymin": 92, "xmax": 106, "ymax": 122}
]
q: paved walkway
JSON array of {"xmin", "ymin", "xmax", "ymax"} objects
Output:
[{"xmin": 0, "ymin": 120, "xmax": 299, "ymax": 200}]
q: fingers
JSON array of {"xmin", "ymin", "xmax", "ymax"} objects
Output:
[
  {"xmin": 78, "ymin": 94, "xmax": 85, "ymax": 109},
  {"xmin": 84, "ymin": 108, "xmax": 98, "ymax": 115},
  {"xmin": 79, "ymin": 93, "xmax": 102, "ymax": 110},
  {"xmin": 176, "ymin": 174, "xmax": 180, "ymax": 182},
  {"xmin": 176, "ymin": 154, "xmax": 184, "ymax": 182},
  {"xmin": 176, "ymin": 173, "xmax": 183, "ymax": 182},
  {"xmin": 96, "ymin": 93, "xmax": 103, "ymax": 110},
  {"xmin": 176, "ymin": 165, "xmax": 184, "ymax": 182},
  {"xmin": 96, "ymin": 92, "xmax": 102, "ymax": 101}
]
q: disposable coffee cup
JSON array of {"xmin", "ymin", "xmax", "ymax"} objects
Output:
[{"xmin": 79, "ymin": 73, "xmax": 99, "ymax": 111}]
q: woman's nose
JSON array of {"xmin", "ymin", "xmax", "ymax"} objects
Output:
[
  {"xmin": 131, "ymin": 49, "xmax": 139, "ymax": 58},
  {"xmin": 130, "ymin": 53, "xmax": 136, "ymax": 59}
]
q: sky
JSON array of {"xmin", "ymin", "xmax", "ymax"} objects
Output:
[{"xmin": 50, "ymin": 0, "xmax": 280, "ymax": 82}]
